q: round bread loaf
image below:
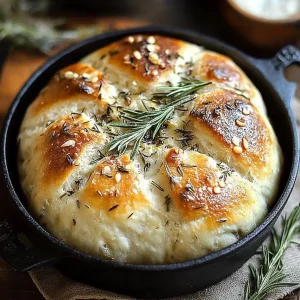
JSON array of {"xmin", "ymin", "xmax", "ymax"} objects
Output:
[{"xmin": 18, "ymin": 35, "xmax": 282, "ymax": 264}]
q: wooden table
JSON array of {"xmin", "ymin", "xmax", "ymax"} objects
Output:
[
  {"xmin": 0, "ymin": 49, "xmax": 45, "ymax": 294},
  {"xmin": 0, "ymin": 21, "xmax": 298, "ymax": 300}
]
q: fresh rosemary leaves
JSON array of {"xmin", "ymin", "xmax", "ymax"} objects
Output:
[
  {"xmin": 152, "ymin": 77, "xmax": 211, "ymax": 101},
  {"xmin": 0, "ymin": 1, "xmax": 100, "ymax": 54},
  {"xmin": 244, "ymin": 205, "xmax": 300, "ymax": 300},
  {"xmin": 106, "ymin": 78, "xmax": 211, "ymax": 159}
]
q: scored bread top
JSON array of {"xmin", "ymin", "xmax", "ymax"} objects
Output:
[{"xmin": 18, "ymin": 34, "xmax": 282, "ymax": 264}]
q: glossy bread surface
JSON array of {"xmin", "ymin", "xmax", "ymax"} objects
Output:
[{"xmin": 18, "ymin": 35, "xmax": 282, "ymax": 263}]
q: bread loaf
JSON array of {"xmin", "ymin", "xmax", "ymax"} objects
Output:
[{"xmin": 18, "ymin": 35, "xmax": 282, "ymax": 264}]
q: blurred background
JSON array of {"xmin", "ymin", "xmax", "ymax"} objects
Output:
[
  {"xmin": 0, "ymin": 0, "xmax": 299, "ymax": 120},
  {"xmin": 1, "ymin": 0, "xmax": 299, "ymax": 56},
  {"xmin": 1, "ymin": 0, "xmax": 299, "ymax": 127},
  {"xmin": 0, "ymin": 0, "xmax": 299, "ymax": 299}
]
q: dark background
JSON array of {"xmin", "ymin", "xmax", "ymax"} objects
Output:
[
  {"xmin": 1, "ymin": 0, "xmax": 297, "ymax": 76},
  {"xmin": 28, "ymin": 0, "xmax": 275, "ymax": 56}
]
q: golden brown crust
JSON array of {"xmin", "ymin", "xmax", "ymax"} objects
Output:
[
  {"xmin": 193, "ymin": 52, "xmax": 249, "ymax": 92},
  {"xmin": 81, "ymin": 155, "xmax": 149, "ymax": 218},
  {"xmin": 18, "ymin": 35, "xmax": 281, "ymax": 264},
  {"xmin": 189, "ymin": 89, "xmax": 272, "ymax": 178},
  {"xmin": 164, "ymin": 149, "xmax": 254, "ymax": 229},
  {"xmin": 94, "ymin": 35, "xmax": 183, "ymax": 83},
  {"xmin": 39, "ymin": 114, "xmax": 99, "ymax": 186},
  {"xmin": 30, "ymin": 63, "xmax": 105, "ymax": 115}
]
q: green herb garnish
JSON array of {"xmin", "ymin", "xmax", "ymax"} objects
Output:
[
  {"xmin": 0, "ymin": 1, "xmax": 100, "ymax": 54},
  {"xmin": 152, "ymin": 78, "xmax": 211, "ymax": 102},
  {"xmin": 105, "ymin": 78, "xmax": 211, "ymax": 159},
  {"xmin": 244, "ymin": 205, "xmax": 300, "ymax": 300}
]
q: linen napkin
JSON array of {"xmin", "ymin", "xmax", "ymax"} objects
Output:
[{"xmin": 29, "ymin": 66, "xmax": 300, "ymax": 300}]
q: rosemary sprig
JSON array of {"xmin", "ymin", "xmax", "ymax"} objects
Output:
[
  {"xmin": 106, "ymin": 78, "xmax": 211, "ymax": 159},
  {"xmin": 0, "ymin": 1, "xmax": 100, "ymax": 54},
  {"xmin": 106, "ymin": 95, "xmax": 196, "ymax": 159},
  {"xmin": 152, "ymin": 78, "xmax": 211, "ymax": 102},
  {"xmin": 244, "ymin": 205, "xmax": 300, "ymax": 300},
  {"xmin": 0, "ymin": 18, "xmax": 100, "ymax": 54}
]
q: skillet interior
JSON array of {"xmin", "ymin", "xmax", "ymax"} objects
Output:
[{"xmin": 1, "ymin": 26, "xmax": 298, "ymax": 297}]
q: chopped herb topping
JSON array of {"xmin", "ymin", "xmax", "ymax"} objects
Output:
[
  {"xmin": 175, "ymin": 120, "xmax": 194, "ymax": 148},
  {"xmin": 164, "ymin": 163, "xmax": 177, "ymax": 190},
  {"xmin": 46, "ymin": 120, "xmax": 55, "ymax": 127},
  {"xmin": 76, "ymin": 200, "xmax": 81, "ymax": 209},
  {"xmin": 91, "ymin": 123, "xmax": 100, "ymax": 133},
  {"xmin": 109, "ymin": 204, "xmax": 119, "ymax": 212},
  {"xmin": 75, "ymin": 178, "xmax": 83, "ymax": 190},
  {"xmin": 179, "ymin": 192, "xmax": 187, "ymax": 200},
  {"xmin": 60, "ymin": 193, "xmax": 67, "ymax": 199},
  {"xmin": 119, "ymin": 91, "xmax": 132, "ymax": 104},
  {"xmin": 185, "ymin": 179, "xmax": 195, "ymax": 193},
  {"xmin": 176, "ymin": 165, "xmax": 184, "ymax": 177},
  {"xmin": 225, "ymin": 103, "xmax": 235, "ymax": 110},
  {"xmin": 151, "ymin": 181, "xmax": 164, "ymax": 191},
  {"xmin": 181, "ymin": 163, "xmax": 197, "ymax": 168},
  {"xmin": 49, "ymin": 131, "xmax": 56, "ymax": 139},
  {"xmin": 217, "ymin": 162, "xmax": 234, "ymax": 182},
  {"xmin": 164, "ymin": 195, "xmax": 172, "ymax": 212},
  {"xmin": 139, "ymin": 150, "xmax": 156, "ymax": 173},
  {"xmin": 89, "ymin": 150, "xmax": 105, "ymax": 165},
  {"xmin": 66, "ymin": 154, "xmax": 74, "ymax": 166},
  {"xmin": 117, "ymin": 165, "xmax": 129, "ymax": 173}
]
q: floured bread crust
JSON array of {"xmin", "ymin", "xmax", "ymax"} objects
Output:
[{"xmin": 18, "ymin": 35, "xmax": 282, "ymax": 264}]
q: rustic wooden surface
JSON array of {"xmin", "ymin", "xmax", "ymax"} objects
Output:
[{"xmin": 0, "ymin": 18, "xmax": 298, "ymax": 300}]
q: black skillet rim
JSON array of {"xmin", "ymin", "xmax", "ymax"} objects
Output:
[{"xmin": 1, "ymin": 25, "xmax": 299, "ymax": 271}]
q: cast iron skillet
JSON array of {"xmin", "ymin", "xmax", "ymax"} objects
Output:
[{"xmin": 0, "ymin": 26, "xmax": 299, "ymax": 299}]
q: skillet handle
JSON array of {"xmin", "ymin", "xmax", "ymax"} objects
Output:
[
  {"xmin": 0, "ymin": 220, "xmax": 58, "ymax": 271},
  {"xmin": 272, "ymin": 45, "xmax": 300, "ymax": 69},
  {"xmin": 255, "ymin": 45, "xmax": 300, "ymax": 106},
  {"xmin": 272, "ymin": 45, "xmax": 300, "ymax": 106}
]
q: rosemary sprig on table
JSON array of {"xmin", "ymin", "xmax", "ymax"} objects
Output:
[
  {"xmin": 0, "ymin": 18, "xmax": 100, "ymax": 54},
  {"xmin": 244, "ymin": 205, "xmax": 300, "ymax": 300},
  {"xmin": 0, "ymin": 0, "xmax": 100, "ymax": 54},
  {"xmin": 105, "ymin": 79, "xmax": 211, "ymax": 159}
]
